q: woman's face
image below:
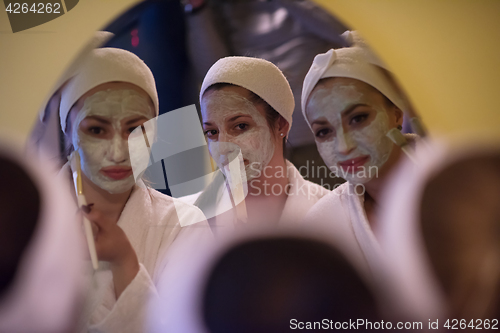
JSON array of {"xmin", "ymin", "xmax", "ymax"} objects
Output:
[
  {"xmin": 68, "ymin": 82, "xmax": 154, "ymax": 194},
  {"xmin": 201, "ymin": 85, "xmax": 276, "ymax": 181},
  {"xmin": 305, "ymin": 77, "xmax": 401, "ymax": 184}
]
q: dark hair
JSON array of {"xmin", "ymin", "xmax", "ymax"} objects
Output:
[
  {"xmin": 0, "ymin": 157, "xmax": 40, "ymax": 298},
  {"xmin": 203, "ymin": 237, "xmax": 382, "ymax": 332}
]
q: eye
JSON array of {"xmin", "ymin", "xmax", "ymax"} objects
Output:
[
  {"xmin": 128, "ymin": 126, "xmax": 140, "ymax": 134},
  {"xmin": 88, "ymin": 126, "xmax": 104, "ymax": 135},
  {"xmin": 235, "ymin": 123, "xmax": 248, "ymax": 131},
  {"xmin": 349, "ymin": 113, "xmax": 369, "ymax": 125},
  {"xmin": 204, "ymin": 129, "xmax": 218, "ymax": 138},
  {"xmin": 315, "ymin": 128, "xmax": 332, "ymax": 139}
]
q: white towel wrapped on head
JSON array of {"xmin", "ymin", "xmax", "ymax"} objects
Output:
[
  {"xmin": 60, "ymin": 47, "xmax": 158, "ymax": 133},
  {"xmin": 200, "ymin": 56, "xmax": 295, "ymax": 133},
  {"xmin": 301, "ymin": 31, "xmax": 406, "ymax": 129}
]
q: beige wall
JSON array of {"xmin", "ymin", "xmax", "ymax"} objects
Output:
[
  {"xmin": 0, "ymin": 0, "xmax": 141, "ymax": 144},
  {"xmin": 1, "ymin": 1, "xmax": 499, "ymax": 145},
  {"xmin": 314, "ymin": 0, "xmax": 500, "ymax": 140}
]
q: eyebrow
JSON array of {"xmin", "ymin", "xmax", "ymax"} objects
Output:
[
  {"xmin": 227, "ymin": 114, "xmax": 251, "ymax": 122},
  {"xmin": 85, "ymin": 115, "xmax": 111, "ymax": 125},
  {"xmin": 125, "ymin": 116, "xmax": 149, "ymax": 125},
  {"xmin": 203, "ymin": 114, "xmax": 251, "ymax": 126},
  {"xmin": 310, "ymin": 119, "xmax": 330, "ymax": 127},
  {"xmin": 309, "ymin": 104, "xmax": 369, "ymax": 127},
  {"xmin": 342, "ymin": 104, "xmax": 368, "ymax": 117}
]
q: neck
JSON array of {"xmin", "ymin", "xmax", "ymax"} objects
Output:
[
  {"xmin": 363, "ymin": 177, "xmax": 383, "ymax": 204},
  {"xmin": 248, "ymin": 157, "xmax": 289, "ymax": 197},
  {"xmin": 81, "ymin": 173, "xmax": 132, "ymax": 222},
  {"xmin": 245, "ymin": 157, "xmax": 289, "ymax": 224},
  {"xmin": 363, "ymin": 145, "xmax": 404, "ymax": 204}
]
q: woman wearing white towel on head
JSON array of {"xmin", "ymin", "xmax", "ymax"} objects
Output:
[
  {"xmin": 301, "ymin": 32, "xmax": 419, "ymax": 276},
  {"xmin": 182, "ymin": 56, "xmax": 328, "ymax": 234},
  {"xmin": 58, "ymin": 47, "xmax": 210, "ymax": 332}
]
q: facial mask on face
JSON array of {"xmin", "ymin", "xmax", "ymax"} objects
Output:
[
  {"xmin": 201, "ymin": 90, "xmax": 275, "ymax": 181},
  {"xmin": 308, "ymin": 84, "xmax": 394, "ymax": 184},
  {"xmin": 71, "ymin": 89, "xmax": 153, "ymax": 193}
]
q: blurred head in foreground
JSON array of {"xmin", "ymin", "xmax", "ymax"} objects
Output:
[
  {"xmin": 420, "ymin": 149, "xmax": 500, "ymax": 320},
  {"xmin": 203, "ymin": 236, "xmax": 382, "ymax": 333},
  {"xmin": 378, "ymin": 139, "xmax": 500, "ymax": 322},
  {"xmin": 151, "ymin": 228, "xmax": 386, "ymax": 333},
  {"xmin": 0, "ymin": 141, "xmax": 84, "ymax": 333}
]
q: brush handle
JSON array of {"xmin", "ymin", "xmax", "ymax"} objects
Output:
[
  {"xmin": 78, "ymin": 194, "xmax": 99, "ymax": 270},
  {"xmin": 224, "ymin": 164, "xmax": 248, "ymax": 224}
]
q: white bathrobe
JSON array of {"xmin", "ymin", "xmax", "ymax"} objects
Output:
[
  {"xmin": 59, "ymin": 164, "xmax": 211, "ymax": 333},
  {"xmin": 304, "ymin": 182, "xmax": 383, "ymax": 278},
  {"xmin": 304, "ymin": 135, "xmax": 420, "ymax": 278},
  {"xmin": 181, "ymin": 161, "xmax": 329, "ymax": 234}
]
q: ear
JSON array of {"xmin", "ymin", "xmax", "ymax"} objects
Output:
[{"xmin": 277, "ymin": 117, "xmax": 290, "ymax": 137}]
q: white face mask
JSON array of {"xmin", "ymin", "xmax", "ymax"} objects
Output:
[
  {"xmin": 306, "ymin": 81, "xmax": 394, "ymax": 184},
  {"xmin": 71, "ymin": 89, "xmax": 153, "ymax": 193},
  {"xmin": 201, "ymin": 90, "xmax": 275, "ymax": 181}
]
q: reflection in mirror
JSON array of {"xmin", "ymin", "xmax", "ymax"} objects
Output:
[{"xmin": 23, "ymin": 0, "xmax": 440, "ymax": 332}]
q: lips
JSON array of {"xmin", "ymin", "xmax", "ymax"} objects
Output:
[
  {"xmin": 100, "ymin": 166, "xmax": 133, "ymax": 180},
  {"xmin": 338, "ymin": 156, "xmax": 370, "ymax": 172}
]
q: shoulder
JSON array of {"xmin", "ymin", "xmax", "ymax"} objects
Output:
[
  {"xmin": 140, "ymin": 188, "xmax": 208, "ymax": 227},
  {"xmin": 286, "ymin": 160, "xmax": 330, "ymax": 200},
  {"xmin": 298, "ymin": 177, "xmax": 330, "ymax": 200},
  {"xmin": 305, "ymin": 182, "xmax": 349, "ymax": 220},
  {"xmin": 177, "ymin": 191, "xmax": 202, "ymax": 206}
]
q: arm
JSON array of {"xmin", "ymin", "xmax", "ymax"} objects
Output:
[{"xmin": 86, "ymin": 201, "xmax": 212, "ymax": 333}]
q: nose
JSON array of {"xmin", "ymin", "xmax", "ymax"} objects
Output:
[
  {"xmin": 108, "ymin": 134, "xmax": 128, "ymax": 163},
  {"xmin": 218, "ymin": 131, "xmax": 229, "ymax": 143},
  {"xmin": 336, "ymin": 128, "xmax": 356, "ymax": 155},
  {"xmin": 218, "ymin": 142, "xmax": 239, "ymax": 157}
]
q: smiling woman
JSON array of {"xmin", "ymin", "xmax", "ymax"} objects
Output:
[
  {"xmin": 180, "ymin": 56, "xmax": 329, "ymax": 235},
  {"xmin": 65, "ymin": 82, "xmax": 154, "ymax": 193},
  {"xmin": 306, "ymin": 77, "xmax": 403, "ymax": 184},
  {"xmin": 301, "ymin": 31, "xmax": 417, "ymax": 278},
  {"xmin": 57, "ymin": 46, "xmax": 211, "ymax": 332}
]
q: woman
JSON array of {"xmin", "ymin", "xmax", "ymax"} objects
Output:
[
  {"xmin": 182, "ymin": 56, "xmax": 328, "ymax": 234},
  {"xmin": 301, "ymin": 34, "xmax": 415, "ymax": 275},
  {"xmin": 58, "ymin": 47, "xmax": 209, "ymax": 332}
]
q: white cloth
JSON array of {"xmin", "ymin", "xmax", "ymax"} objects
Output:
[
  {"xmin": 58, "ymin": 163, "xmax": 212, "ymax": 333},
  {"xmin": 0, "ymin": 143, "xmax": 85, "ymax": 333},
  {"xmin": 302, "ymin": 135, "xmax": 420, "ymax": 279},
  {"xmin": 301, "ymin": 32, "xmax": 406, "ymax": 128},
  {"xmin": 180, "ymin": 161, "xmax": 329, "ymax": 235},
  {"xmin": 200, "ymin": 56, "xmax": 295, "ymax": 132},
  {"xmin": 39, "ymin": 31, "xmax": 114, "ymax": 122},
  {"xmin": 303, "ymin": 181, "xmax": 383, "ymax": 280},
  {"xmin": 60, "ymin": 48, "xmax": 159, "ymax": 132}
]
